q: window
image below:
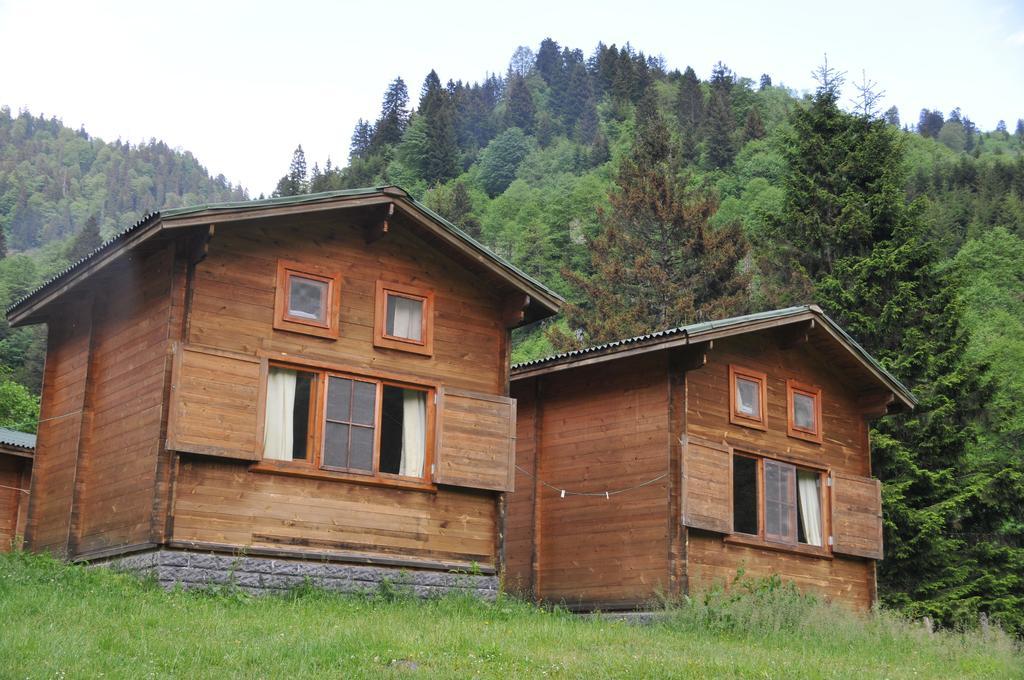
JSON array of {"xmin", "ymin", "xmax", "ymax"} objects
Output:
[
  {"xmin": 731, "ymin": 453, "xmax": 825, "ymax": 549},
  {"xmin": 273, "ymin": 260, "xmax": 342, "ymax": 339},
  {"xmin": 374, "ymin": 280, "xmax": 434, "ymax": 356},
  {"xmin": 261, "ymin": 363, "xmax": 431, "ymax": 483},
  {"xmin": 787, "ymin": 380, "xmax": 822, "ymax": 443},
  {"xmin": 729, "ymin": 365, "xmax": 768, "ymax": 430}
]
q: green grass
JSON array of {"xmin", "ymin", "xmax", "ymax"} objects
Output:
[{"xmin": 0, "ymin": 553, "xmax": 1020, "ymax": 679}]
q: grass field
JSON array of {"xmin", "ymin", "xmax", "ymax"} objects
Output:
[{"xmin": 0, "ymin": 552, "xmax": 1020, "ymax": 679}]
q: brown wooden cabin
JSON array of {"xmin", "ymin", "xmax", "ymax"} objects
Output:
[
  {"xmin": 5, "ymin": 187, "xmax": 560, "ymax": 591},
  {"xmin": 0, "ymin": 427, "xmax": 35, "ymax": 552},
  {"xmin": 505, "ymin": 306, "xmax": 916, "ymax": 611}
]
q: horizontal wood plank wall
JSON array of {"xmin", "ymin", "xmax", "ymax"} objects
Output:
[
  {"xmin": 687, "ymin": 334, "xmax": 868, "ymax": 475},
  {"xmin": 171, "ymin": 457, "xmax": 497, "ymax": 567},
  {"xmin": 685, "ymin": 333, "xmax": 874, "ymax": 609},
  {"xmin": 0, "ymin": 455, "xmax": 27, "ymax": 551},
  {"xmin": 25, "ymin": 308, "xmax": 92, "ymax": 556},
  {"xmin": 187, "ymin": 215, "xmax": 504, "ymax": 395},
  {"xmin": 75, "ymin": 245, "xmax": 175, "ymax": 555},
  {"xmin": 504, "ymin": 380, "xmax": 536, "ymax": 595},
  {"xmin": 533, "ymin": 353, "xmax": 670, "ymax": 608},
  {"xmin": 686, "ymin": 531, "xmax": 873, "ymax": 610}
]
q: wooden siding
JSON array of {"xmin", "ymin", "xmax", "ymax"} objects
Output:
[
  {"xmin": 509, "ymin": 353, "xmax": 671, "ymax": 608},
  {"xmin": 73, "ymin": 245, "xmax": 176, "ymax": 555},
  {"xmin": 186, "ymin": 215, "xmax": 505, "ymax": 395},
  {"xmin": 504, "ymin": 381, "xmax": 537, "ymax": 595},
  {"xmin": 0, "ymin": 455, "xmax": 29, "ymax": 551},
  {"xmin": 687, "ymin": 531, "xmax": 873, "ymax": 610},
  {"xmin": 25, "ymin": 307, "xmax": 92, "ymax": 555},
  {"xmin": 171, "ymin": 457, "xmax": 497, "ymax": 567}
]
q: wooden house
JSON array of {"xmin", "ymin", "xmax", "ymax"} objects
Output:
[
  {"xmin": 0, "ymin": 427, "xmax": 34, "ymax": 552},
  {"xmin": 6, "ymin": 187, "xmax": 560, "ymax": 594},
  {"xmin": 505, "ymin": 306, "xmax": 916, "ymax": 611}
]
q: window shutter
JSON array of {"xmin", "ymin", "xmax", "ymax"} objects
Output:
[
  {"xmin": 433, "ymin": 387, "xmax": 515, "ymax": 492},
  {"xmin": 831, "ymin": 472, "xmax": 884, "ymax": 559},
  {"xmin": 682, "ymin": 436, "xmax": 732, "ymax": 533},
  {"xmin": 166, "ymin": 344, "xmax": 263, "ymax": 461},
  {"xmin": 763, "ymin": 459, "xmax": 797, "ymax": 545}
]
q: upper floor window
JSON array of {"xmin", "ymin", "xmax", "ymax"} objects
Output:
[
  {"xmin": 787, "ymin": 380, "xmax": 822, "ymax": 443},
  {"xmin": 374, "ymin": 280, "xmax": 434, "ymax": 356},
  {"xmin": 273, "ymin": 260, "xmax": 342, "ymax": 339},
  {"xmin": 729, "ymin": 365, "xmax": 767, "ymax": 430}
]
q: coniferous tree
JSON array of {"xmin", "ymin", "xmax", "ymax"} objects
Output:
[
  {"xmin": 370, "ymin": 77, "xmax": 410, "ymax": 150},
  {"xmin": 417, "ymin": 72, "xmax": 459, "ymax": 184},
  {"xmin": 535, "ymin": 38, "xmax": 562, "ymax": 86},
  {"xmin": 705, "ymin": 62, "xmax": 737, "ymax": 168},
  {"xmin": 273, "ymin": 145, "xmax": 308, "ymax": 197},
  {"xmin": 743, "ymin": 107, "xmax": 765, "ymax": 141},
  {"xmin": 918, "ymin": 109, "xmax": 945, "ymax": 138},
  {"xmin": 505, "ymin": 74, "xmax": 536, "ymax": 133},
  {"xmin": 759, "ymin": 73, "xmax": 772, "ymax": 90},
  {"xmin": 554, "ymin": 92, "xmax": 749, "ymax": 346},
  {"xmin": 67, "ymin": 214, "xmax": 101, "ymax": 262},
  {"xmin": 349, "ymin": 119, "xmax": 373, "ymax": 160},
  {"xmin": 1015, "ymin": 118, "xmax": 1024, "ymax": 143},
  {"xmin": 883, "ymin": 106, "xmax": 901, "ymax": 127},
  {"xmin": 675, "ymin": 66, "xmax": 704, "ymax": 132}
]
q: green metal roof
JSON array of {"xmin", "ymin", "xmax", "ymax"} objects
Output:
[{"xmin": 512, "ymin": 305, "xmax": 918, "ymax": 409}]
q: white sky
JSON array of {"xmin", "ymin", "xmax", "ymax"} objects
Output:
[{"xmin": 2, "ymin": 0, "xmax": 1023, "ymax": 197}]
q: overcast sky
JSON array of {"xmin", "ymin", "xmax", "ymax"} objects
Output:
[{"xmin": 2, "ymin": 0, "xmax": 1022, "ymax": 197}]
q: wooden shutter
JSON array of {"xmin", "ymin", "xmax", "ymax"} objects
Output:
[
  {"xmin": 763, "ymin": 460, "xmax": 797, "ymax": 545},
  {"xmin": 831, "ymin": 472, "xmax": 884, "ymax": 559},
  {"xmin": 166, "ymin": 344, "xmax": 263, "ymax": 461},
  {"xmin": 681, "ymin": 436, "xmax": 732, "ymax": 533},
  {"xmin": 434, "ymin": 387, "xmax": 515, "ymax": 492}
]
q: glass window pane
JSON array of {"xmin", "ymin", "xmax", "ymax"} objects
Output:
[
  {"xmin": 764, "ymin": 459, "xmax": 796, "ymax": 543},
  {"xmin": 290, "ymin": 372, "xmax": 314, "ymax": 460},
  {"xmin": 350, "ymin": 426, "xmax": 374, "ymax": 471},
  {"xmin": 379, "ymin": 386, "xmax": 404, "ymax": 475},
  {"xmin": 793, "ymin": 392, "xmax": 816, "ymax": 431},
  {"xmin": 351, "ymin": 380, "xmax": 376, "ymax": 426},
  {"xmin": 386, "ymin": 294, "xmax": 423, "ymax": 341},
  {"xmin": 288, "ymin": 275, "xmax": 327, "ymax": 321},
  {"xmin": 323, "ymin": 422, "xmax": 350, "ymax": 468},
  {"xmin": 326, "ymin": 377, "xmax": 352, "ymax": 422},
  {"xmin": 736, "ymin": 377, "xmax": 761, "ymax": 418},
  {"xmin": 732, "ymin": 456, "xmax": 758, "ymax": 535}
]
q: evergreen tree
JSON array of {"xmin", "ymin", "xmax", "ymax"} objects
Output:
[
  {"xmin": 759, "ymin": 73, "xmax": 772, "ymax": 90},
  {"xmin": 535, "ymin": 38, "xmax": 563, "ymax": 86},
  {"xmin": 743, "ymin": 107, "xmax": 765, "ymax": 141},
  {"xmin": 349, "ymin": 119, "xmax": 373, "ymax": 160},
  {"xmin": 554, "ymin": 92, "xmax": 749, "ymax": 346},
  {"xmin": 883, "ymin": 106, "xmax": 901, "ymax": 127},
  {"xmin": 370, "ymin": 77, "xmax": 410, "ymax": 149},
  {"xmin": 675, "ymin": 66, "xmax": 704, "ymax": 133},
  {"xmin": 1015, "ymin": 118, "xmax": 1024, "ymax": 143},
  {"xmin": 505, "ymin": 74, "xmax": 536, "ymax": 133},
  {"xmin": 417, "ymin": 71, "xmax": 459, "ymax": 184},
  {"xmin": 67, "ymin": 214, "xmax": 101, "ymax": 262},
  {"xmin": 705, "ymin": 62, "xmax": 737, "ymax": 168},
  {"xmin": 273, "ymin": 145, "xmax": 308, "ymax": 197},
  {"xmin": 918, "ymin": 109, "xmax": 945, "ymax": 138}
]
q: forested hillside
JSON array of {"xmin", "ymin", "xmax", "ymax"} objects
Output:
[
  {"xmin": 0, "ymin": 106, "xmax": 247, "ymax": 411},
  {"xmin": 1, "ymin": 37, "xmax": 1022, "ymax": 635},
  {"xmin": 267, "ymin": 39, "xmax": 1024, "ymax": 634}
]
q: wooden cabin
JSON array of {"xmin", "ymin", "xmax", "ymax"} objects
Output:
[
  {"xmin": 505, "ymin": 306, "xmax": 916, "ymax": 611},
  {"xmin": 0, "ymin": 427, "xmax": 34, "ymax": 552},
  {"xmin": 6, "ymin": 187, "xmax": 560, "ymax": 594}
]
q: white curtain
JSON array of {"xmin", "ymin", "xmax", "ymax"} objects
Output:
[
  {"xmin": 797, "ymin": 470, "xmax": 822, "ymax": 546},
  {"xmin": 391, "ymin": 296, "xmax": 423, "ymax": 341},
  {"xmin": 399, "ymin": 390, "xmax": 427, "ymax": 477},
  {"xmin": 263, "ymin": 367, "xmax": 296, "ymax": 461}
]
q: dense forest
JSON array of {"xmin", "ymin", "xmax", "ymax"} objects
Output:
[{"xmin": 2, "ymin": 39, "xmax": 1024, "ymax": 634}]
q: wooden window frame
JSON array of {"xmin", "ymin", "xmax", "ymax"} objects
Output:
[
  {"xmin": 273, "ymin": 259, "xmax": 342, "ymax": 340},
  {"xmin": 729, "ymin": 364, "xmax": 768, "ymax": 431},
  {"xmin": 787, "ymin": 379, "xmax": 823, "ymax": 444},
  {"xmin": 727, "ymin": 449, "xmax": 831, "ymax": 558},
  {"xmin": 253, "ymin": 359, "xmax": 436, "ymax": 491},
  {"xmin": 373, "ymin": 280, "xmax": 434, "ymax": 357}
]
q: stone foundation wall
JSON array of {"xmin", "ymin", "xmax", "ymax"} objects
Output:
[{"xmin": 93, "ymin": 549, "xmax": 498, "ymax": 599}]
